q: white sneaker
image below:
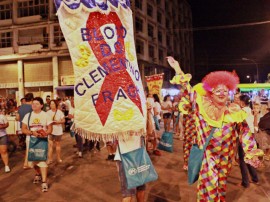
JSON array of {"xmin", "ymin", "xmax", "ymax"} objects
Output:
[
  {"xmin": 41, "ymin": 182, "xmax": 48, "ymax": 192},
  {"xmin": 78, "ymin": 152, "xmax": 82, "ymax": 158},
  {"xmin": 5, "ymin": 166, "xmax": 10, "ymax": 173}
]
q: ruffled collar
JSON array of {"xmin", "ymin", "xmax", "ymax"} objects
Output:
[
  {"xmin": 196, "ymin": 94, "xmax": 247, "ymax": 127},
  {"xmin": 201, "ymin": 96, "xmax": 227, "ymax": 121}
]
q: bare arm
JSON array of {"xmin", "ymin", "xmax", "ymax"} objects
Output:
[
  {"xmin": 15, "ymin": 113, "xmax": 20, "ymax": 121},
  {"xmin": 21, "ymin": 122, "xmax": 38, "ymax": 136},
  {"xmin": 45, "ymin": 124, "xmax": 53, "ymax": 135},
  {"xmin": 0, "ymin": 122, "xmax": 9, "ymax": 129}
]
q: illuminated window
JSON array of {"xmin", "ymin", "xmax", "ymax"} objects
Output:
[
  {"xmin": 18, "ymin": 0, "xmax": 48, "ymax": 18},
  {"xmin": 0, "ymin": 3, "xmax": 12, "ymax": 20},
  {"xmin": 0, "ymin": 32, "xmax": 12, "ymax": 48}
]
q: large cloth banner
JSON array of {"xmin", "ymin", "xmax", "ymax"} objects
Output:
[
  {"xmin": 145, "ymin": 73, "xmax": 164, "ymax": 96},
  {"xmin": 54, "ymin": 0, "xmax": 146, "ymax": 140}
]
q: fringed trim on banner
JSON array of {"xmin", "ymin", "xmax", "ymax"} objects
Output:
[{"xmin": 71, "ymin": 123, "xmax": 146, "ymax": 142}]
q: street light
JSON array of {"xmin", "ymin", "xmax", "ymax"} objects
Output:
[
  {"xmin": 246, "ymin": 75, "xmax": 251, "ymax": 83},
  {"xmin": 242, "ymin": 58, "xmax": 259, "ymax": 82}
]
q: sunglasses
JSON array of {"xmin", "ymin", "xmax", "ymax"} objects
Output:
[{"xmin": 212, "ymin": 89, "xmax": 229, "ymax": 96}]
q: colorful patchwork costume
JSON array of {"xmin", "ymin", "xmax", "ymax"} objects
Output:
[
  {"xmin": 180, "ymin": 89, "xmax": 197, "ymax": 168},
  {"xmin": 171, "ymin": 71, "xmax": 263, "ymax": 201}
]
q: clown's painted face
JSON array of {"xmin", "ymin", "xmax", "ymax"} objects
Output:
[{"xmin": 210, "ymin": 84, "xmax": 229, "ymax": 106}]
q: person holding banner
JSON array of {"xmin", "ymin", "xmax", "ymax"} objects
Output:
[
  {"xmin": 114, "ymin": 136, "xmax": 146, "ymax": 202},
  {"xmin": 167, "ymin": 56, "xmax": 263, "ymax": 201},
  {"xmin": 54, "ymin": 0, "xmax": 158, "ymax": 200}
]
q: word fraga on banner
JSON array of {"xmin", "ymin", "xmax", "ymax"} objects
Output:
[{"xmin": 54, "ymin": 0, "xmax": 147, "ymax": 140}]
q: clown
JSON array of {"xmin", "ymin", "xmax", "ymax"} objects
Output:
[{"xmin": 167, "ymin": 56, "xmax": 263, "ymax": 201}]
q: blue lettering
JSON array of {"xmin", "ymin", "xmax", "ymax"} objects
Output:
[
  {"xmin": 127, "ymin": 85, "xmax": 136, "ymax": 98},
  {"xmin": 104, "ymin": 26, "xmax": 114, "ymax": 39},
  {"xmin": 93, "ymin": 28, "xmax": 103, "ymax": 40},
  {"xmin": 102, "ymin": 91, "xmax": 113, "ymax": 102},
  {"xmin": 97, "ymin": 66, "xmax": 108, "ymax": 77},
  {"xmin": 100, "ymin": 44, "xmax": 112, "ymax": 57},
  {"xmin": 129, "ymin": 62, "xmax": 134, "ymax": 75},
  {"xmin": 92, "ymin": 93, "xmax": 98, "ymax": 106},
  {"xmin": 135, "ymin": 70, "xmax": 140, "ymax": 81},
  {"xmin": 83, "ymin": 78, "xmax": 94, "ymax": 89},
  {"xmin": 117, "ymin": 88, "xmax": 127, "ymax": 100},
  {"xmin": 110, "ymin": 58, "xmax": 121, "ymax": 72},
  {"xmin": 102, "ymin": 62, "xmax": 112, "ymax": 73},
  {"xmin": 89, "ymin": 70, "xmax": 101, "ymax": 83},
  {"xmin": 119, "ymin": 58, "xmax": 128, "ymax": 70},
  {"xmin": 117, "ymin": 26, "xmax": 127, "ymax": 39},
  {"xmin": 75, "ymin": 83, "xmax": 86, "ymax": 96},
  {"xmin": 114, "ymin": 41, "xmax": 123, "ymax": 54},
  {"xmin": 81, "ymin": 28, "xmax": 91, "ymax": 41},
  {"xmin": 121, "ymin": 26, "xmax": 127, "ymax": 38}
]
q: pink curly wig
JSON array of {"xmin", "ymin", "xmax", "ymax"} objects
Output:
[{"xmin": 202, "ymin": 71, "xmax": 239, "ymax": 93}]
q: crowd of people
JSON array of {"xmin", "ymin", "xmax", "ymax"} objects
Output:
[
  {"xmin": 0, "ymin": 71, "xmax": 269, "ymax": 200},
  {"xmin": 0, "ymin": 96, "xmax": 18, "ymax": 115},
  {"xmin": 0, "ymin": 94, "xmax": 75, "ymax": 191}
]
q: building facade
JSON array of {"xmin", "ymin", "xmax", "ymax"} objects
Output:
[{"xmin": 0, "ymin": 0, "xmax": 194, "ymax": 100}]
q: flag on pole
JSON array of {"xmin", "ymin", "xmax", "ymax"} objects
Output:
[{"xmin": 145, "ymin": 73, "xmax": 164, "ymax": 96}]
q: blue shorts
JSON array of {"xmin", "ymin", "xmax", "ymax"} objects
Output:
[
  {"xmin": 116, "ymin": 161, "xmax": 146, "ymax": 198},
  {"xmin": 0, "ymin": 135, "xmax": 8, "ymax": 145}
]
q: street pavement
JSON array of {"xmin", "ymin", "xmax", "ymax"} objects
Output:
[{"xmin": 0, "ymin": 131, "xmax": 270, "ymax": 202}]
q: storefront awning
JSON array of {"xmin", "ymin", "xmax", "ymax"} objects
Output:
[{"xmin": 55, "ymin": 86, "xmax": 74, "ymax": 90}]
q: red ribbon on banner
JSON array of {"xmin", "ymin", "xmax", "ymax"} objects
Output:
[{"xmin": 86, "ymin": 12, "xmax": 143, "ymax": 126}]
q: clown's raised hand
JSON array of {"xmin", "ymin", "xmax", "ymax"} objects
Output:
[{"xmin": 166, "ymin": 56, "xmax": 183, "ymax": 75}]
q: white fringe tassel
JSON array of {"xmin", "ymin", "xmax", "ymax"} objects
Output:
[{"xmin": 71, "ymin": 123, "xmax": 146, "ymax": 142}]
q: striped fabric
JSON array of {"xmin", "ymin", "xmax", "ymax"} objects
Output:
[
  {"xmin": 180, "ymin": 90, "xmax": 197, "ymax": 167},
  {"xmin": 183, "ymin": 113, "xmax": 196, "ymax": 167}
]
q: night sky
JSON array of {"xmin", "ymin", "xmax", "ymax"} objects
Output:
[{"xmin": 188, "ymin": 0, "xmax": 270, "ymax": 83}]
